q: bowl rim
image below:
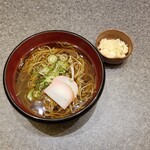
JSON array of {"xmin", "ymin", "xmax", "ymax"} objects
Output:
[
  {"xmin": 3, "ymin": 30, "xmax": 105, "ymax": 122},
  {"xmin": 95, "ymin": 29, "xmax": 133, "ymax": 60}
]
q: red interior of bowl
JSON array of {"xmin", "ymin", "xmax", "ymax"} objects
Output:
[{"xmin": 4, "ymin": 30, "xmax": 105, "ymax": 121}]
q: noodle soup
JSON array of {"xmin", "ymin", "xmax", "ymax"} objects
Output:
[{"xmin": 15, "ymin": 42, "xmax": 96, "ymax": 119}]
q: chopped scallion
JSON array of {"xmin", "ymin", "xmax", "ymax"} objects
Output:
[
  {"xmin": 27, "ymin": 89, "xmax": 34, "ymax": 101},
  {"xmin": 59, "ymin": 54, "xmax": 68, "ymax": 62},
  {"xmin": 48, "ymin": 55, "xmax": 57, "ymax": 64}
]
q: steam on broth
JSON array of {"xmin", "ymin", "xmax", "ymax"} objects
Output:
[{"xmin": 15, "ymin": 42, "xmax": 96, "ymax": 119}]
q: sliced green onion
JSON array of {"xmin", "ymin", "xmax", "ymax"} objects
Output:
[
  {"xmin": 39, "ymin": 82, "xmax": 45, "ymax": 90},
  {"xmin": 33, "ymin": 90, "xmax": 41, "ymax": 98},
  {"xmin": 44, "ymin": 81, "xmax": 49, "ymax": 87},
  {"xmin": 59, "ymin": 68, "xmax": 66, "ymax": 74},
  {"xmin": 45, "ymin": 72, "xmax": 59, "ymax": 83},
  {"xmin": 27, "ymin": 89, "xmax": 34, "ymax": 101},
  {"xmin": 48, "ymin": 64, "xmax": 55, "ymax": 72},
  {"xmin": 48, "ymin": 55, "xmax": 57, "ymax": 64},
  {"xmin": 39, "ymin": 67, "xmax": 49, "ymax": 75},
  {"xmin": 59, "ymin": 54, "xmax": 68, "ymax": 62},
  {"xmin": 45, "ymin": 76, "xmax": 53, "ymax": 83},
  {"xmin": 57, "ymin": 61, "xmax": 69, "ymax": 69},
  {"xmin": 62, "ymin": 62, "xmax": 69, "ymax": 70}
]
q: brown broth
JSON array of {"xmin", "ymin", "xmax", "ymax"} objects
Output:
[{"xmin": 15, "ymin": 42, "xmax": 96, "ymax": 118}]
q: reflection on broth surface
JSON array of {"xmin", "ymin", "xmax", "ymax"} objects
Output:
[{"xmin": 15, "ymin": 42, "xmax": 96, "ymax": 119}]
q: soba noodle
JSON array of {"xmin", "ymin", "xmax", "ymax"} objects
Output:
[{"xmin": 15, "ymin": 42, "xmax": 96, "ymax": 119}]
